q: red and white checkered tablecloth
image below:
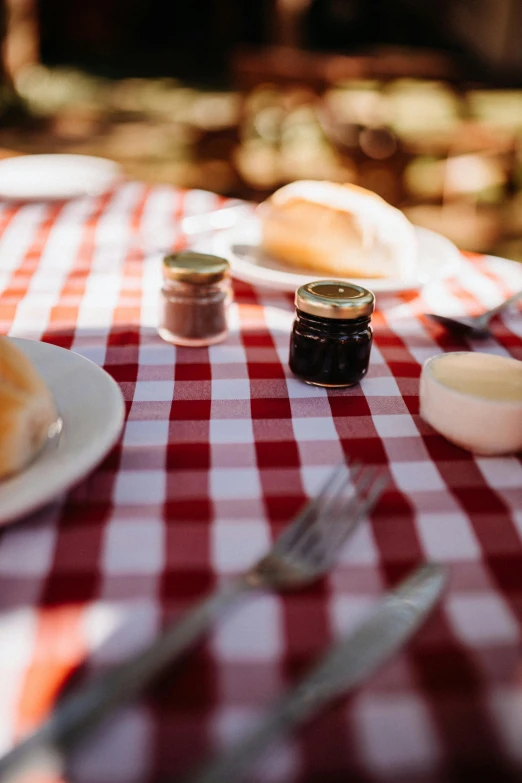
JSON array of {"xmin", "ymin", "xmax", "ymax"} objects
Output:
[{"xmin": 1, "ymin": 181, "xmax": 522, "ymax": 783}]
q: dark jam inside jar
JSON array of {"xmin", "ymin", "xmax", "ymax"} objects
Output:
[{"xmin": 289, "ymin": 308, "xmax": 372, "ymax": 387}]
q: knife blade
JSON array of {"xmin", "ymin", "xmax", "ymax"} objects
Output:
[
  {"xmin": 180, "ymin": 203, "xmax": 251, "ymax": 235},
  {"xmin": 181, "ymin": 562, "xmax": 447, "ymax": 783}
]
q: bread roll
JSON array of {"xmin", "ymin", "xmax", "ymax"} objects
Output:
[
  {"xmin": 259, "ymin": 181, "xmax": 418, "ymax": 279},
  {"xmin": 0, "ymin": 337, "xmax": 58, "ymax": 479}
]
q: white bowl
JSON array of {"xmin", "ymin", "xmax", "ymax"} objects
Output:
[{"xmin": 420, "ymin": 352, "xmax": 522, "ymax": 455}]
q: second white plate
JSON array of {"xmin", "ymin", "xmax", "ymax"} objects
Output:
[
  {"xmin": 0, "ymin": 339, "xmax": 125, "ymax": 525},
  {"xmin": 0, "ymin": 154, "xmax": 122, "ymax": 202},
  {"xmin": 213, "ymin": 218, "xmax": 461, "ymax": 294}
]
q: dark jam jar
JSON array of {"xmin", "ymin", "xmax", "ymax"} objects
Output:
[{"xmin": 289, "ymin": 280, "xmax": 375, "ymax": 387}]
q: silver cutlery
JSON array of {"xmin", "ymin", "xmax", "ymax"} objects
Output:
[
  {"xmin": 123, "ymin": 204, "xmax": 250, "ymax": 258},
  {"xmin": 181, "ymin": 203, "xmax": 251, "ymax": 235},
  {"xmin": 0, "ymin": 460, "xmax": 387, "ymax": 783},
  {"xmin": 424, "ymin": 288, "xmax": 522, "ymax": 338},
  {"xmin": 182, "ymin": 562, "xmax": 447, "ymax": 783}
]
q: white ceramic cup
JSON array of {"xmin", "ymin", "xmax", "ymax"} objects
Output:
[{"xmin": 420, "ymin": 351, "xmax": 522, "ymax": 455}]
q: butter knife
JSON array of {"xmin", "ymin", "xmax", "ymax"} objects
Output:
[
  {"xmin": 181, "ymin": 562, "xmax": 447, "ymax": 783},
  {"xmin": 181, "ymin": 203, "xmax": 251, "ymax": 235},
  {"xmin": 133, "ymin": 203, "xmax": 250, "ymax": 258}
]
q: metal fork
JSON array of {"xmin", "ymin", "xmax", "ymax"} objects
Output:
[
  {"xmin": 424, "ymin": 288, "xmax": 522, "ymax": 338},
  {"xmin": 0, "ymin": 460, "xmax": 388, "ymax": 783}
]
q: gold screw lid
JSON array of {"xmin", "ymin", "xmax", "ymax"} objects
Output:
[
  {"xmin": 163, "ymin": 251, "xmax": 230, "ymax": 284},
  {"xmin": 295, "ymin": 280, "xmax": 375, "ymax": 320}
]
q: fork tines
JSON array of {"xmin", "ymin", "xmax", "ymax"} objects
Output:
[{"xmin": 275, "ymin": 459, "xmax": 389, "ymax": 568}]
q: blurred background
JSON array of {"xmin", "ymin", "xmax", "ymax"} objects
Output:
[{"xmin": 2, "ymin": 0, "xmax": 522, "ymax": 258}]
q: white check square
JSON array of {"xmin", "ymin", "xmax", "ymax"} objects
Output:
[
  {"xmin": 114, "ymin": 471, "xmax": 166, "ymax": 505},
  {"xmin": 83, "ymin": 599, "xmax": 159, "ymax": 662},
  {"xmin": 300, "ymin": 465, "xmax": 340, "ymax": 496},
  {"xmin": 211, "ymin": 594, "xmax": 283, "ymax": 661},
  {"xmin": 488, "ymin": 688, "xmax": 522, "ymax": 764},
  {"xmin": 103, "ymin": 520, "xmax": 164, "ymax": 574},
  {"xmin": 70, "ymin": 706, "xmax": 152, "ymax": 783},
  {"xmin": 416, "ymin": 512, "xmax": 480, "ymax": 560},
  {"xmin": 446, "ymin": 593, "xmax": 520, "ymax": 644},
  {"xmin": 409, "ymin": 346, "xmax": 443, "ymax": 365},
  {"xmin": 0, "ymin": 608, "xmax": 39, "ymax": 750},
  {"xmin": 292, "ymin": 417, "xmax": 339, "ymax": 441},
  {"xmin": 0, "ymin": 607, "xmax": 37, "ymax": 668},
  {"xmin": 361, "ymin": 376, "xmax": 401, "ymax": 396},
  {"xmin": 209, "ymin": 344, "xmax": 247, "ymax": 364},
  {"xmin": 212, "ymin": 521, "xmax": 270, "ymax": 571},
  {"xmin": 211, "ymin": 709, "xmax": 300, "ymax": 782},
  {"xmin": 211, "ymin": 379, "xmax": 251, "ymax": 400},
  {"xmin": 210, "ymin": 468, "xmax": 261, "ymax": 499},
  {"xmin": 133, "ymin": 380, "xmax": 174, "ymax": 402},
  {"xmin": 391, "ymin": 461, "xmax": 446, "ymax": 492},
  {"xmin": 209, "ymin": 419, "xmax": 255, "ymax": 444},
  {"xmin": 355, "ymin": 694, "xmax": 441, "ymax": 774},
  {"xmin": 512, "ymin": 511, "xmax": 522, "ymax": 541},
  {"xmin": 330, "ymin": 595, "xmax": 376, "ymax": 635},
  {"xmin": 337, "ymin": 522, "xmax": 380, "ymax": 566},
  {"xmin": 476, "ymin": 457, "xmax": 522, "ymax": 489},
  {"xmin": 373, "ymin": 414, "xmax": 419, "ymax": 438},
  {"xmin": 138, "ymin": 343, "xmax": 176, "ymax": 366},
  {"xmin": 369, "ymin": 344, "xmax": 386, "ymax": 364},
  {"xmin": 0, "ymin": 524, "xmax": 56, "ymax": 576},
  {"xmin": 286, "ymin": 377, "xmax": 327, "ymax": 398},
  {"xmin": 123, "ymin": 420, "xmax": 169, "ymax": 448},
  {"xmin": 211, "ymin": 707, "xmax": 261, "ymax": 747}
]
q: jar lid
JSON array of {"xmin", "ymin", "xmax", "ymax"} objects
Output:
[
  {"xmin": 295, "ymin": 280, "xmax": 375, "ymax": 320},
  {"xmin": 163, "ymin": 251, "xmax": 230, "ymax": 284}
]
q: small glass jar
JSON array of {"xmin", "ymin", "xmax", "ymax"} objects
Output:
[
  {"xmin": 289, "ymin": 280, "xmax": 375, "ymax": 387},
  {"xmin": 158, "ymin": 251, "xmax": 232, "ymax": 347}
]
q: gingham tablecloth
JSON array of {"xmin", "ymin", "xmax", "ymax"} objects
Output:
[{"xmin": 1, "ymin": 182, "xmax": 522, "ymax": 783}]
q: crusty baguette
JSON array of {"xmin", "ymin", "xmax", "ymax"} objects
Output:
[
  {"xmin": 0, "ymin": 337, "xmax": 57, "ymax": 479},
  {"xmin": 258, "ymin": 180, "xmax": 418, "ymax": 279}
]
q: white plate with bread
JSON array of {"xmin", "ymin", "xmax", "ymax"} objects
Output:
[
  {"xmin": 0, "ymin": 337, "xmax": 125, "ymax": 525},
  {"xmin": 213, "ymin": 181, "xmax": 461, "ymax": 294}
]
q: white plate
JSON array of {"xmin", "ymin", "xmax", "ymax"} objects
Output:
[
  {"xmin": 213, "ymin": 218, "xmax": 461, "ymax": 294},
  {"xmin": 0, "ymin": 339, "xmax": 125, "ymax": 525},
  {"xmin": 0, "ymin": 154, "xmax": 122, "ymax": 201}
]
